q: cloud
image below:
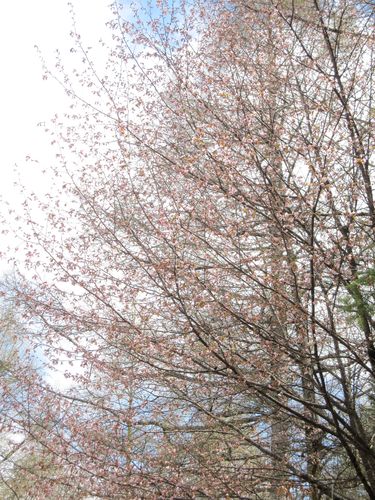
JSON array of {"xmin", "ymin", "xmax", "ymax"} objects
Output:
[{"xmin": 0, "ymin": 0, "xmax": 113, "ymax": 273}]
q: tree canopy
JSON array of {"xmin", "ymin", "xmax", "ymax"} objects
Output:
[{"xmin": 3, "ymin": 0, "xmax": 375, "ymax": 498}]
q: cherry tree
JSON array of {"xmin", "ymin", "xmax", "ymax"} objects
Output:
[{"xmin": 8, "ymin": 0, "xmax": 375, "ymax": 497}]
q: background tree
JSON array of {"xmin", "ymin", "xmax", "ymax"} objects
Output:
[{"xmin": 0, "ymin": 302, "xmax": 55, "ymax": 499}]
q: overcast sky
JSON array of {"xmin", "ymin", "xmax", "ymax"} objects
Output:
[{"xmin": 0, "ymin": 0, "xmax": 114, "ymax": 273}]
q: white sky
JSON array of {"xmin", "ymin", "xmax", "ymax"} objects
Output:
[
  {"xmin": 0, "ymin": 0, "xmax": 116, "ymax": 388},
  {"xmin": 0, "ymin": 0, "xmax": 113, "ymax": 274}
]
